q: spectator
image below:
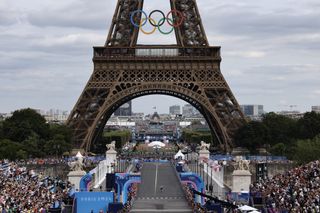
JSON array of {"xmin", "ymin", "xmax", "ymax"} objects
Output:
[
  {"xmin": 250, "ymin": 160, "xmax": 320, "ymax": 212},
  {"xmin": 0, "ymin": 160, "xmax": 72, "ymax": 212}
]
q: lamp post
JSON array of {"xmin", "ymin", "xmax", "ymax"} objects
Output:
[
  {"xmin": 202, "ymin": 163, "xmax": 204, "ymax": 179},
  {"xmin": 196, "ymin": 159, "xmax": 198, "ymax": 175},
  {"xmin": 113, "ymin": 160, "xmax": 116, "ymax": 173},
  {"xmin": 210, "ymin": 165, "xmax": 213, "ymax": 196},
  {"xmin": 206, "ymin": 162, "xmax": 209, "ymax": 191},
  {"xmin": 117, "ymin": 158, "xmax": 120, "ymax": 173}
]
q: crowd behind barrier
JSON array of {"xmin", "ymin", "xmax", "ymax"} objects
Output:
[
  {"xmin": 182, "ymin": 184, "xmax": 208, "ymax": 213},
  {"xmin": 118, "ymin": 183, "xmax": 138, "ymax": 213},
  {"xmin": 0, "ymin": 160, "xmax": 72, "ymax": 212},
  {"xmin": 15, "ymin": 156, "xmax": 106, "ymax": 167},
  {"xmin": 210, "ymin": 155, "xmax": 289, "ymax": 163},
  {"xmin": 250, "ymin": 160, "xmax": 320, "ymax": 212}
]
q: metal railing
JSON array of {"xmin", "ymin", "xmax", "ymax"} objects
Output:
[{"xmin": 93, "ymin": 46, "xmax": 221, "ymax": 60}]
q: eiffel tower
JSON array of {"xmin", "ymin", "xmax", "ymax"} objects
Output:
[{"xmin": 67, "ymin": 0, "xmax": 246, "ymax": 152}]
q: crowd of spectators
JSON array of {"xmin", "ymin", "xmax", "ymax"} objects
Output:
[
  {"xmin": 119, "ymin": 183, "xmax": 138, "ymax": 213},
  {"xmin": 0, "ymin": 160, "xmax": 72, "ymax": 212},
  {"xmin": 183, "ymin": 184, "xmax": 208, "ymax": 213},
  {"xmin": 15, "ymin": 156, "xmax": 104, "ymax": 167},
  {"xmin": 250, "ymin": 160, "xmax": 320, "ymax": 212},
  {"xmin": 16, "ymin": 158, "xmax": 66, "ymax": 166}
]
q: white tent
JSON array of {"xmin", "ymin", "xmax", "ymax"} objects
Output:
[
  {"xmin": 249, "ymin": 211, "xmax": 261, "ymax": 213},
  {"xmin": 76, "ymin": 151, "xmax": 83, "ymax": 158},
  {"xmin": 174, "ymin": 150, "xmax": 185, "ymax": 160},
  {"xmin": 238, "ymin": 205, "xmax": 258, "ymax": 212},
  {"xmin": 147, "ymin": 141, "xmax": 166, "ymax": 147}
]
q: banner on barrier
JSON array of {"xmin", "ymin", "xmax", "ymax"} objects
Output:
[{"xmin": 74, "ymin": 192, "xmax": 114, "ymax": 213}]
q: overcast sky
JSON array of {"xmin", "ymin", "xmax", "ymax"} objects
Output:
[{"xmin": 1, "ymin": 0, "xmax": 320, "ymax": 114}]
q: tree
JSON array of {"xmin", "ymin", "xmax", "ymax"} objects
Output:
[
  {"xmin": 269, "ymin": 143, "xmax": 286, "ymax": 156},
  {"xmin": 293, "ymin": 135, "xmax": 320, "ymax": 164},
  {"xmin": 296, "ymin": 112, "xmax": 320, "ymax": 139},
  {"xmin": 234, "ymin": 121, "xmax": 270, "ymax": 153},
  {"xmin": 22, "ymin": 133, "xmax": 44, "ymax": 158},
  {"xmin": 44, "ymin": 134, "xmax": 72, "ymax": 156},
  {"xmin": 0, "ymin": 109, "xmax": 73, "ymax": 159},
  {"xmin": 16, "ymin": 149, "xmax": 28, "ymax": 159},
  {"xmin": 0, "ymin": 139, "xmax": 24, "ymax": 160},
  {"xmin": 2, "ymin": 108, "xmax": 50, "ymax": 142},
  {"xmin": 0, "ymin": 121, "xmax": 4, "ymax": 139},
  {"xmin": 262, "ymin": 112, "xmax": 296, "ymax": 146},
  {"xmin": 49, "ymin": 124, "xmax": 72, "ymax": 143}
]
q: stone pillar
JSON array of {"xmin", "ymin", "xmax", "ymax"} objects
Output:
[
  {"xmin": 232, "ymin": 170, "xmax": 252, "ymax": 192},
  {"xmin": 68, "ymin": 170, "xmax": 86, "ymax": 192},
  {"xmin": 199, "ymin": 149, "xmax": 210, "ymax": 159},
  {"xmin": 106, "ymin": 149, "xmax": 117, "ymax": 168}
]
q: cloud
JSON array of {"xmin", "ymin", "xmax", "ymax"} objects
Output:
[
  {"xmin": 225, "ymin": 51, "xmax": 266, "ymax": 58},
  {"xmin": 26, "ymin": 0, "xmax": 114, "ymax": 30},
  {"xmin": 0, "ymin": 9, "xmax": 19, "ymax": 25},
  {"xmin": 0, "ymin": 0, "xmax": 320, "ymax": 113},
  {"xmin": 34, "ymin": 33, "xmax": 105, "ymax": 47}
]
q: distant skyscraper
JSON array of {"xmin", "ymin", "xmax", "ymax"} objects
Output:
[
  {"xmin": 240, "ymin": 105, "xmax": 264, "ymax": 117},
  {"xmin": 169, "ymin": 105, "xmax": 180, "ymax": 115},
  {"xmin": 114, "ymin": 101, "xmax": 132, "ymax": 116},
  {"xmin": 182, "ymin": 104, "xmax": 195, "ymax": 116},
  {"xmin": 312, "ymin": 106, "xmax": 320, "ymax": 113}
]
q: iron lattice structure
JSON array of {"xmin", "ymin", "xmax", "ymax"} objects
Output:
[{"xmin": 67, "ymin": 0, "xmax": 246, "ymax": 152}]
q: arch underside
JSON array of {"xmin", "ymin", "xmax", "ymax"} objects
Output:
[{"xmin": 67, "ymin": 53, "xmax": 245, "ymax": 152}]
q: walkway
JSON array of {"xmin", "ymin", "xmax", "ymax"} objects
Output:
[{"xmin": 131, "ymin": 162, "xmax": 192, "ymax": 213}]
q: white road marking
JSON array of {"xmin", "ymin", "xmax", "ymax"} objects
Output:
[{"xmin": 154, "ymin": 163, "xmax": 158, "ymax": 196}]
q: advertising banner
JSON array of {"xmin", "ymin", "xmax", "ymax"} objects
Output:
[{"xmin": 74, "ymin": 192, "xmax": 114, "ymax": 213}]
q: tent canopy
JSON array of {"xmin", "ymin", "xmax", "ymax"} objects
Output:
[
  {"xmin": 238, "ymin": 205, "xmax": 258, "ymax": 211},
  {"xmin": 147, "ymin": 141, "xmax": 166, "ymax": 147}
]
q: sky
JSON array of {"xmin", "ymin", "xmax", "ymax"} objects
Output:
[{"xmin": 0, "ymin": 0, "xmax": 320, "ymax": 115}]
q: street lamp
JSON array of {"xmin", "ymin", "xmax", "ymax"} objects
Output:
[
  {"xmin": 210, "ymin": 165, "xmax": 213, "ymax": 196},
  {"xmin": 206, "ymin": 162, "xmax": 209, "ymax": 191},
  {"xmin": 196, "ymin": 159, "xmax": 198, "ymax": 174},
  {"xmin": 202, "ymin": 163, "xmax": 204, "ymax": 179}
]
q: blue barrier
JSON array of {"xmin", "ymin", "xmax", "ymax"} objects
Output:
[
  {"xmin": 210, "ymin": 155, "xmax": 233, "ymax": 161},
  {"xmin": 79, "ymin": 173, "xmax": 93, "ymax": 192},
  {"xmin": 115, "ymin": 173, "xmax": 141, "ymax": 203},
  {"xmin": 180, "ymin": 172, "xmax": 205, "ymax": 205},
  {"xmin": 74, "ymin": 192, "xmax": 114, "ymax": 213}
]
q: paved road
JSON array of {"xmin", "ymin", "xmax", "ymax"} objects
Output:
[{"xmin": 131, "ymin": 162, "xmax": 192, "ymax": 213}]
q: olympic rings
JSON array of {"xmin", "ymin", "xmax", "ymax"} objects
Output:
[
  {"xmin": 130, "ymin": 9, "xmax": 185, "ymax": 35},
  {"xmin": 130, "ymin": 10, "xmax": 148, "ymax": 28},
  {"xmin": 157, "ymin": 18, "xmax": 174, "ymax": 35},
  {"xmin": 166, "ymin": 9, "xmax": 184, "ymax": 27},
  {"xmin": 148, "ymin": 10, "xmax": 166, "ymax": 27},
  {"xmin": 139, "ymin": 18, "xmax": 157, "ymax": 35}
]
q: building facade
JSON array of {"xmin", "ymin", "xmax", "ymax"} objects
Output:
[
  {"xmin": 311, "ymin": 106, "xmax": 320, "ymax": 113},
  {"xmin": 240, "ymin": 105, "xmax": 264, "ymax": 120},
  {"xmin": 182, "ymin": 104, "xmax": 196, "ymax": 116},
  {"xmin": 114, "ymin": 101, "xmax": 132, "ymax": 116},
  {"xmin": 169, "ymin": 105, "xmax": 181, "ymax": 115}
]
